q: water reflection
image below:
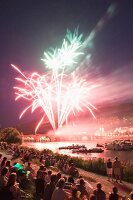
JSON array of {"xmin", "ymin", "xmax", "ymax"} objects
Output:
[{"xmin": 23, "ymin": 141, "xmax": 133, "ymax": 162}]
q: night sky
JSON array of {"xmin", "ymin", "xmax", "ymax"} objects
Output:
[{"xmin": 0, "ymin": 0, "xmax": 133, "ymax": 128}]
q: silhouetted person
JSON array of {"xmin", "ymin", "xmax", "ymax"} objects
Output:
[
  {"xmin": 113, "ymin": 157, "xmax": 122, "ymax": 183},
  {"xmin": 43, "ymin": 174, "xmax": 57, "ymax": 200},
  {"xmin": 51, "ymin": 178, "xmax": 68, "ymax": 200},
  {"xmin": 109, "ymin": 186, "xmax": 119, "ymax": 200},
  {"xmin": 106, "ymin": 158, "xmax": 113, "ymax": 181},
  {"xmin": 93, "ymin": 182, "xmax": 106, "ymax": 200}
]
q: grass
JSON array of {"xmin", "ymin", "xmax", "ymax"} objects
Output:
[{"xmin": 54, "ymin": 153, "xmax": 133, "ymax": 183}]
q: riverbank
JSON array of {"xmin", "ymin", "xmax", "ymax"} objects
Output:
[
  {"xmin": 0, "ymin": 143, "xmax": 133, "ymax": 199},
  {"xmin": 77, "ymin": 168, "xmax": 133, "ymax": 199},
  {"xmin": 33, "ymin": 161, "xmax": 133, "ymax": 199},
  {"xmin": 23, "ymin": 141, "xmax": 133, "ymax": 163},
  {"xmin": 23, "ymin": 141, "xmax": 133, "ymax": 183},
  {"xmin": 7, "ymin": 153, "xmax": 133, "ymax": 199}
]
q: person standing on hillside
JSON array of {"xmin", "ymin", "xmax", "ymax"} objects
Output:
[
  {"xmin": 113, "ymin": 157, "xmax": 122, "ymax": 183},
  {"xmin": 106, "ymin": 158, "xmax": 113, "ymax": 181}
]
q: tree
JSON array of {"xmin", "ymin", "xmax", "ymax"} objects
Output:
[{"xmin": 0, "ymin": 127, "xmax": 22, "ymax": 144}]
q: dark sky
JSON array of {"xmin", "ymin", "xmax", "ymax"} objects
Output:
[{"xmin": 0, "ymin": 0, "xmax": 133, "ymax": 128}]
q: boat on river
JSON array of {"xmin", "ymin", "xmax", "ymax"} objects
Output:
[
  {"xmin": 96, "ymin": 144, "xmax": 104, "ymax": 148},
  {"xmin": 72, "ymin": 147, "xmax": 104, "ymax": 154},
  {"xmin": 106, "ymin": 140, "xmax": 133, "ymax": 151},
  {"xmin": 59, "ymin": 144, "xmax": 86, "ymax": 150}
]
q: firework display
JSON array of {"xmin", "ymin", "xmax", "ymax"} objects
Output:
[
  {"xmin": 12, "ymin": 30, "xmax": 98, "ymax": 132},
  {"xmin": 12, "ymin": 68, "xmax": 97, "ymax": 132},
  {"xmin": 12, "ymin": 2, "xmax": 118, "ymax": 133},
  {"xmin": 41, "ymin": 29, "xmax": 85, "ymax": 71}
]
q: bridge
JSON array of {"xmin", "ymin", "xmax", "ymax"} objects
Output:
[
  {"xmin": 22, "ymin": 133, "xmax": 94, "ymax": 142},
  {"xmin": 22, "ymin": 134, "xmax": 55, "ymax": 142}
]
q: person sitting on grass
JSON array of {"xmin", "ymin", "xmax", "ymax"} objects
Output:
[
  {"xmin": 45, "ymin": 170, "xmax": 52, "ymax": 184},
  {"xmin": 0, "ymin": 167, "xmax": 8, "ymax": 190},
  {"xmin": 45, "ymin": 157, "xmax": 50, "ymax": 167},
  {"xmin": 76, "ymin": 178, "xmax": 88, "ymax": 199},
  {"xmin": 35, "ymin": 165, "xmax": 47, "ymax": 199},
  {"xmin": 25, "ymin": 162, "xmax": 34, "ymax": 179},
  {"xmin": 68, "ymin": 188, "xmax": 81, "ymax": 200},
  {"xmin": 51, "ymin": 178, "xmax": 69, "ymax": 200},
  {"xmin": 93, "ymin": 182, "xmax": 106, "ymax": 200},
  {"xmin": 4, "ymin": 173, "xmax": 21, "ymax": 200},
  {"xmin": 67, "ymin": 176, "xmax": 75, "ymax": 187},
  {"xmin": 55, "ymin": 172, "xmax": 62, "ymax": 185},
  {"xmin": 69, "ymin": 163, "xmax": 79, "ymax": 177},
  {"xmin": 43, "ymin": 174, "xmax": 57, "ymax": 200},
  {"xmin": 109, "ymin": 186, "xmax": 119, "ymax": 200},
  {"xmin": 62, "ymin": 176, "xmax": 73, "ymax": 190}
]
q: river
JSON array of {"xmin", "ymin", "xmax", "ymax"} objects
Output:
[{"xmin": 23, "ymin": 141, "xmax": 133, "ymax": 162}]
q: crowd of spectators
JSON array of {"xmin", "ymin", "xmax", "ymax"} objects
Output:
[{"xmin": 0, "ymin": 142, "xmax": 133, "ymax": 200}]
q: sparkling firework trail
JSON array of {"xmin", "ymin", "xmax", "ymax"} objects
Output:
[
  {"xmin": 41, "ymin": 4, "xmax": 117, "ymax": 75},
  {"xmin": 12, "ymin": 64, "xmax": 97, "ymax": 132},
  {"xmin": 40, "ymin": 29, "xmax": 95, "ymax": 131},
  {"xmin": 12, "ymin": 4, "xmax": 118, "ymax": 133},
  {"xmin": 41, "ymin": 29, "xmax": 84, "ymax": 71}
]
